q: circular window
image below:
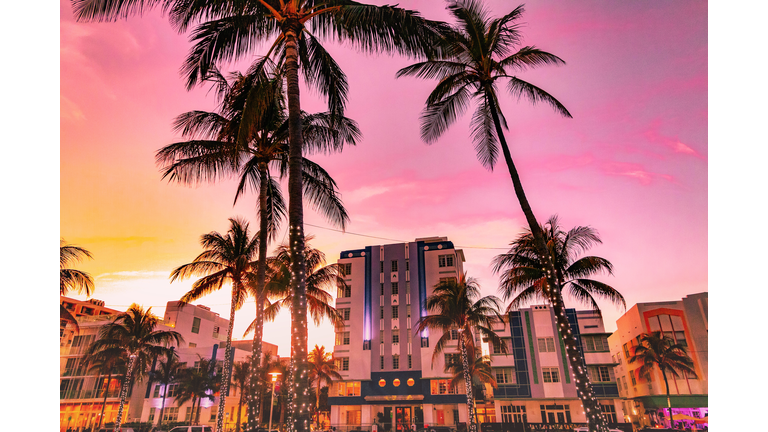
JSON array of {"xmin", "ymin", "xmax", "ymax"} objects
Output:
[
  {"xmin": 393, "ymin": 379, "xmax": 401, "ymax": 387},
  {"xmin": 407, "ymin": 378, "xmax": 415, "ymax": 386},
  {"xmin": 379, "ymin": 379, "xmax": 386, "ymax": 387}
]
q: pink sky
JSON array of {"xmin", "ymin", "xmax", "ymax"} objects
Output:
[{"xmin": 60, "ymin": 0, "xmax": 707, "ymax": 356}]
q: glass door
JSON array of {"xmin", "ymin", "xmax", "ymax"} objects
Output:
[{"xmin": 395, "ymin": 407, "xmax": 412, "ymax": 431}]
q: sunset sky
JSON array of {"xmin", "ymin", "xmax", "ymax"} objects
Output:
[{"xmin": 58, "ymin": 0, "xmax": 708, "ymax": 356}]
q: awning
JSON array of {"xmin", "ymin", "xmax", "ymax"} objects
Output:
[
  {"xmin": 672, "ymin": 414, "xmax": 708, "ymax": 423},
  {"xmin": 636, "ymin": 395, "xmax": 708, "ymax": 409}
]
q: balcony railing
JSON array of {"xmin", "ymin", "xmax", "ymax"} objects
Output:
[{"xmin": 60, "ymin": 388, "xmax": 120, "ymax": 400}]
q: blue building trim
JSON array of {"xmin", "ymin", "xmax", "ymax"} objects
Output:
[
  {"xmin": 416, "ymin": 242, "xmax": 428, "ymax": 338},
  {"xmin": 592, "ymin": 383, "xmax": 620, "ymax": 397},
  {"xmin": 340, "ymin": 249, "xmax": 367, "ymax": 258},
  {"xmin": 493, "ymin": 311, "xmax": 531, "ymax": 398},
  {"xmin": 565, "ymin": 309, "xmax": 584, "ymax": 359}
]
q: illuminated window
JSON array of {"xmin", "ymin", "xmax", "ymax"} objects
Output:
[
  {"xmin": 430, "ymin": 379, "xmax": 456, "ymax": 395},
  {"xmin": 379, "ymin": 379, "xmax": 386, "ymax": 387},
  {"xmin": 337, "ymin": 381, "xmax": 361, "ymax": 396},
  {"xmin": 495, "ymin": 368, "xmax": 515, "ymax": 384},
  {"xmin": 445, "ymin": 353, "xmax": 460, "ymax": 367},
  {"xmin": 189, "ymin": 342, "xmax": 196, "ymax": 348},
  {"xmin": 191, "ymin": 317, "xmax": 201, "ymax": 334},
  {"xmin": 393, "ymin": 379, "xmax": 401, "ymax": 387},
  {"xmin": 335, "ymin": 331, "xmax": 350, "ymax": 345},
  {"xmin": 407, "ymin": 378, "xmax": 415, "ymax": 386}
]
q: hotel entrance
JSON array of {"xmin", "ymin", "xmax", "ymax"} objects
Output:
[{"xmin": 395, "ymin": 407, "xmax": 412, "ymax": 431}]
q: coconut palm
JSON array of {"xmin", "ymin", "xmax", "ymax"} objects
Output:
[
  {"xmin": 493, "ymin": 215, "xmax": 623, "ymax": 431},
  {"xmin": 60, "ymin": 239, "xmax": 95, "ymax": 332},
  {"xmin": 72, "ymin": 1, "xmax": 444, "ymax": 428},
  {"xmin": 84, "ymin": 304, "xmax": 183, "ymax": 432},
  {"xmin": 414, "ymin": 274, "xmax": 506, "ymax": 432},
  {"xmin": 444, "ymin": 342, "xmax": 497, "ymax": 394},
  {"xmin": 307, "ymin": 345, "xmax": 342, "ymax": 428},
  {"xmin": 170, "ymin": 217, "xmax": 258, "ymax": 429},
  {"xmin": 150, "ymin": 350, "xmax": 182, "ymax": 427},
  {"xmin": 83, "ymin": 349, "xmax": 127, "ymax": 430},
  {"xmin": 175, "ymin": 356, "xmax": 220, "ymax": 425},
  {"xmin": 157, "ymin": 67, "xmax": 360, "ymax": 429},
  {"xmin": 629, "ymin": 331, "xmax": 697, "ymax": 429},
  {"xmin": 230, "ymin": 360, "xmax": 251, "ymax": 432}
]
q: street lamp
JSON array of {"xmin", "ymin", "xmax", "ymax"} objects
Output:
[{"xmin": 268, "ymin": 371, "xmax": 282, "ymax": 432}]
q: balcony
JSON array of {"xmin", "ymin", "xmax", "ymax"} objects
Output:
[{"xmin": 60, "ymin": 388, "xmax": 121, "ymax": 400}]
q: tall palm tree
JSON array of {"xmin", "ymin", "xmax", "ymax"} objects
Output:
[
  {"xmin": 231, "ymin": 360, "xmax": 251, "ymax": 432},
  {"xmin": 71, "ymin": 2, "xmax": 444, "ymax": 429},
  {"xmin": 157, "ymin": 67, "xmax": 360, "ymax": 432},
  {"xmin": 84, "ymin": 304, "xmax": 183, "ymax": 432},
  {"xmin": 150, "ymin": 350, "xmax": 182, "ymax": 428},
  {"xmin": 628, "ymin": 332, "xmax": 696, "ymax": 429},
  {"xmin": 307, "ymin": 345, "xmax": 342, "ymax": 428},
  {"xmin": 83, "ymin": 349, "xmax": 127, "ymax": 430},
  {"xmin": 493, "ymin": 215, "xmax": 624, "ymax": 431},
  {"xmin": 444, "ymin": 342, "xmax": 497, "ymax": 396},
  {"xmin": 170, "ymin": 217, "xmax": 258, "ymax": 430},
  {"xmin": 60, "ymin": 239, "xmax": 95, "ymax": 332},
  {"xmin": 414, "ymin": 274, "xmax": 506, "ymax": 432},
  {"xmin": 175, "ymin": 356, "xmax": 220, "ymax": 425}
]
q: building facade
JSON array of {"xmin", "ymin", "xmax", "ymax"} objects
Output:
[
  {"xmin": 608, "ymin": 292, "xmax": 708, "ymax": 430},
  {"xmin": 328, "ymin": 238, "xmax": 626, "ymax": 432},
  {"xmin": 60, "ymin": 298, "xmax": 277, "ymax": 432}
]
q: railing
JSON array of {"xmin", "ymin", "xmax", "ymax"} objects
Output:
[
  {"xmin": 60, "ymin": 388, "xmax": 121, "ymax": 400},
  {"xmin": 480, "ymin": 423, "xmax": 632, "ymax": 432}
]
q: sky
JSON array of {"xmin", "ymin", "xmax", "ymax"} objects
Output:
[{"xmin": 57, "ymin": 0, "xmax": 708, "ymax": 358}]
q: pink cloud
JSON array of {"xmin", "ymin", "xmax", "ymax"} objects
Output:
[{"xmin": 599, "ymin": 162, "xmax": 675, "ymax": 185}]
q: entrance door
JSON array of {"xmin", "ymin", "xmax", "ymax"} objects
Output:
[{"xmin": 395, "ymin": 407, "xmax": 412, "ymax": 431}]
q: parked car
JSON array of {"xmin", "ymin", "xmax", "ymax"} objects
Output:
[{"xmin": 168, "ymin": 427, "xmax": 214, "ymax": 432}]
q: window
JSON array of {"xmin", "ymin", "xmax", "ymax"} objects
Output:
[
  {"xmin": 392, "ymin": 306, "xmax": 399, "ymax": 319},
  {"xmin": 148, "ymin": 407, "xmax": 156, "ymax": 422},
  {"xmin": 336, "ymin": 331, "xmax": 350, "ymax": 346},
  {"xmin": 623, "ymin": 342, "xmax": 631, "ymax": 359},
  {"xmin": 342, "ymin": 308, "xmax": 351, "ymax": 321},
  {"xmin": 495, "ymin": 368, "xmax": 514, "ymax": 384},
  {"xmin": 600, "ymin": 404, "xmax": 617, "ymax": 423},
  {"xmin": 391, "ymin": 282, "xmax": 399, "ymax": 295},
  {"xmin": 338, "ymin": 283, "xmax": 351, "ymax": 298},
  {"xmin": 339, "ymin": 358, "xmax": 349, "ymax": 371},
  {"xmin": 438, "ymin": 254, "xmax": 455, "ymax": 268},
  {"xmin": 153, "ymin": 384, "xmax": 162, "ymax": 398},
  {"xmin": 407, "ymin": 305, "xmax": 411, "ymax": 318},
  {"xmin": 165, "ymin": 383, "xmax": 179, "ymax": 398},
  {"xmin": 493, "ymin": 339, "xmax": 507, "ymax": 354},
  {"xmin": 674, "ymin": 330, "xmax": 688, "ymax": 348},
  {"xmin": 336, "ymin": 381, "xmax": 361, "ymax": 396},
  {"xmin": 588, "ymin": 366, "xmax": 613, "ymax": 382},
  {"xmin": 542, "ymin": 367, "xmax": 560, "ymax": 383},
  {"xmin": 392, "ymin": 329, "xmax": 400, "ymax": 344},
  {"xmin": 406, "ymin": 260, "xmax": 410, "ymax": 271},
  {"xmin": 445, "ymin": 353, "xmax": 460, "ymax": 367},
  {"xmin": 380, "ymin": 283, "xmax": 384, "ymax": 295},
  {"xmin": 448, "ymin": 329, "xmax": 459, "ymax": 340},
  {"xmin": 184, "ymin": 407, "xmax": 194, "ymax": 422},
  {"xmin": 163, "ymin": 407, "xmax": 179, "ymax": 422},
  {"xmin": 213, "ymin": 326, "xmax": 220, "ymax": 338},
  {"xmin": 501, "ymin": 405, "xmax": 526, "ymax": 423},
  {"xmin": 439, "ymin": 277, "xmax": 457, "ymax": 284},
  {"xmin": 392, "ymin": 355, "xmax": 400, "ymax": 369},
  {"xmin": 192, "ymin": 317, "xmax": 201, "ymax": 334},
  {"xmin": 583, "ymin": 335, "xmax": 608, "ymax": 352},
  {"xmin": 342, "ymin": 263, "xmax": 352, "ymax": 276},
  {"xmin": 430, "ymin": 379, "xmax": 456, "ymax": 395},
  {"xmin": 391, "ymin": 260, "xmax": 398, "ymax": 272},
  {"xmin": 210, "ymin": 410, "xmax": 217, "ymax": 421},
  {"xmin": 380, "ymin": 261, "xmax": 384, "ymax": 273},
  {"xmin": 408, "ymin": 354, "xmax": 412, "ymax": 369},
  {"xmin": 380, "ymin": 306, "xmax": 384, "ymax": 319},
  {"xmin": 380, "ymin": 356, "xmax": 385, "ymax": 369},
  {"xmin": 538, "ymin": 337, "xmax": 556, "ymax": 352},
  {"xmin": 189, "ymin": 342, "xmax": 197, "ymax": 348},
  {"xmin": 380, "ymin": 330, "xmax": 384, "ymax": 344},
  {"xmin": 630, "ymin": 372, "xmax": 637, "ymax": 386}
]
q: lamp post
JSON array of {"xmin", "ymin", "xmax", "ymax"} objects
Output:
[{"xmin": 268, "ymin": 371, "xmax": 282, "ymax": 432}]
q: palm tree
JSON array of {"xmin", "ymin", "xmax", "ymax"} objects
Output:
[
  {"xmin": 71, "ymin": 2, "xmax": 444, "ymax": 429},
  {"xmin": 83, "ymin": 349, "xmax": 127, "ymax": 430},
  {"xmin": 231, "ymin": 360, "xmax": 251, "ymax": 432},
  {"xmin": 444, "ymin": 342, "xmax": 497, "ymax": 397},
  {"xmin": 84, "ymin": 304, "xmax": 183, "ymax": 432},
  {"xmin": 157, "ymin": 67, "xmax": 360, "ymax": 431},
  {"xmin": 60, "ymin": 239, "xmax": 95, "ymax": 332},
  {"xmin": 150, "ymin": 350, "xmax": 182, "ymax": 428},
  {"xmin": 414, "ymin": 274, "xmax": 506, "ymax": 432},
  {"xmin": 307, "ymin": 345, "xmax": 342, "ymax": 428},
  {"xmin": 175, "ymin": 356, "xmax": 220, "ymax": 425},
  {"xmin": 170, "ymin": 217, "xmax": 258, "ymax": 429},
  {"xmin": 493, "ymin": 215, "xmax": 624, "ymax": 431},
  {"xmin": 628, "ymin": 331, "xmax": 696, "ymax": 429}
]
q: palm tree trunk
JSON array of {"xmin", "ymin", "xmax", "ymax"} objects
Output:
[
  {"xmin": 316, "ymin": 381, "xmax": 322, "ymax": 429},
  {"xmin": 248, "ymin": 163, "xmax": 271, "ymax": 431},
  {"xmin": 662, "ymin": 370, "xmax": 672, "ymax": 429},
  {"xmin": 159, "ymin": 388, "xmax": 167, "ymax": 427},
  {"xmin": 486, "ymin": 93, "xmax": 609, "ymax": 432},
  {"xmin": 283, "ymin": 19, "xmax": 310, "ymax": 432},
  {"xmin": 114, "ymin": 354, "xmax": 136, "ymax": 432},
  {"xmin": 216, "ymin": 284, "xmax": 239, "ymax": 432},
  {"xmin": 191, "ymin": 396, "xmax": 198, "ymax": 426},
  {"xmin": 97, "ymin": 373, "xmax": 112, "ymax": 429},
  {"xmin": 237, "ymin": 387, "xmax": 245, "ymax": 432},
  {"xmin": 459, "ymin": 335, "xmax": 477, "ymax": 432}
]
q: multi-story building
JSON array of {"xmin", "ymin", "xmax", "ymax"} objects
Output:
[
  {"xmin": 60, "ymin": 296, "xmax": 121, "ymax": 338},
  {"xmin": 328, "ymin": 238, "xmax": 626, "ymax": 431},
  {"xmin": 60, "ymin": 298, "xmax": 277, "ymax": 432},
  {"xmin": 608, "ymin": 292, "xmax": 708, "ymax": 430}
]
